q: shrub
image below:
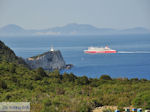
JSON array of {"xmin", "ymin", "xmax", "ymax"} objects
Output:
[
  {"xmin": 62, "ymin": 72, "xmax": 77, "ymax": 82},
  {"xmin": 130, "ymin": 78, "xmax": 139, "ymax": 82},
  {"xmin": 0, "ymin": 80, "xmax": 7, "ymax": 89},
  {"xmin": 36, "ymin": 67, "xmax": 47, "ymax": 77},
  {"xmin": 140, "ymin": 78, "xmax": 147, "ymax": 82},
  {"xmin": 25, "ymin": 82, "xmax": 33, "ymax": 90},
  {"xmin": 132, "ymin": 90, "xmax": 150, "ymax": 109},
  {"xmin": 91, "ymin": 99, "xmax": 103, "ymax": 107},
  {"xmin": 9, "ymin": 63, "xmax": 16, "ymax": 73},
  {"xmin": 49, "ymin": 70, "xmax": 62, "ymax": 79},
  {"xmin": 89, "ymin": 78, "xmax": 100, "ymax": 87},
  {"xmin": 56, "ymin": 88, "xmax": 65, "ymax": 95},
  {"xmin": 75, "ymin": 76, "xmax": 89, "ymax": 85},
  {"xmin": 41, "ymin": 99, "xmax": 52, "ymax": 112},
  {"xmin": 79, "ymin": 102, "xmax": 91, "ymax": 112},
  {"xmin": 11, "ymin": 76, "xmax": 18, "ymax": 82},
  {"xmin": 43, "ymin": 99, "xmax": 51, "ymax": 106},
  {"xmin": 100, "ymin": 75, "xmax": 112, "ymax": 80},
  {"xmin": 33, "ymin": 74, "xmax": 42, "ymax": 80}
]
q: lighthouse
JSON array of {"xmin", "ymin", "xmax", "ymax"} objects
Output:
[{"xmin": 50, "ymin": 46, "xmax": 54, "ymax": 52}]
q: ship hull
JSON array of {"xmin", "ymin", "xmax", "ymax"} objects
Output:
[{"xmin": 84, "ymin": 50, "xmax": 117, "ymax": 54}]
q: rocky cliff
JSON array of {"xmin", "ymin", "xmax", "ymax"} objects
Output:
[{"xmin": 25, "ymin": 50, "xmax": 66, "ymax": 71}]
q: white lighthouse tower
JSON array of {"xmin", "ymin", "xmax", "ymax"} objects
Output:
[{"xmin": 50, "ymin": 46, "xmax": 54, "ymax": 52}]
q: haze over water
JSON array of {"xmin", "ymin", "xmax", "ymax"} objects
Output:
[{"xmin": 0, "ymin": 34, "xmax": 150, "ymax": 79}]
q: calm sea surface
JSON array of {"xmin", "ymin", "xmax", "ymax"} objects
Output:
[{"xmin": 0, "ymin": 34, "xmax": 150, "ymax": 79}]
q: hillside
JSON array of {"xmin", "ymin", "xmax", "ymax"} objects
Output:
[
  {"xmin": 0, "ymin": 41, "xmax": 150, "ymax": 112},
  {"xmin": 0, "ymin": 40, "xmax": 28, "ymax": 67},
  {"xmin": 0, "ymin": 23, "xmax": 150, "ymax": 36}
]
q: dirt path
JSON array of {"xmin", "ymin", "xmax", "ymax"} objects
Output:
[{"xmin": 93, "ymin": 106, "xmax": 118, "ymax": 112}]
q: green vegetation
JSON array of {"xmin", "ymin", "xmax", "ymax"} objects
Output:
[
  {"xmin": 102, "ymin": 108, "xmax": 114, "ymax": 112},
  {"xmin": 0, "ymin": 62, "xmax": 150, "ymax": 112},
  {"xmin": 0, "ymin": 40, "xmax": 150, "ymax": 112},
  {"xmin": 99, "ymin": 74, "xmax": 112, "ymax": 80},
  {"xmin": 0, "ymin": 41, "xmax": 29, "ymax": 67}
]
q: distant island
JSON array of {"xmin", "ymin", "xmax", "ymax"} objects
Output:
[{"xmin": 0, "ymin": 23, "xmax": 150, "ymax": 36}]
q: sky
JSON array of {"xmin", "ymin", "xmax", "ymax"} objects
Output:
[{"xmin": 0, "ymin": 0, "xmax": 150, "ymax": 30}]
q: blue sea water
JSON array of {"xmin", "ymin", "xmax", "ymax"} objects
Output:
[{"xmin": 0, "ymin": 34, "xmax": 150, "ymax": 79}]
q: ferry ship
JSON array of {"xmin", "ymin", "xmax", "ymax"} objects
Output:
[{"xmin": 84, "ymin": 46, "xmax": 117, "ymax": 53}]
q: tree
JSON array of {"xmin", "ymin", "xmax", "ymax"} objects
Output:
[
  {"xmin": 49, "ymin": 69, "xmax": 62, "ymax": 79},
  {"xmin": 75, "ymin": 76, "xmax": 89, "ymax": 85},
  {"xmin": 0, "ymin": 80, "xmax": 7, "ymax": 89},
  {"xmin": 62, "ymin": 72, "xmax": 77, "ymax": 82},
  {"xmin": 100, "ymin": 75, "xmax": 112, "ymax": 80},
  {"xmin": 36, "ymin": 67, "xmax": 47, "ymax": 77}
]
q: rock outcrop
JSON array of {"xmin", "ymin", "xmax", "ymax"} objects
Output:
[{"xmin": 25, "ymin": 50, "xmax": 66, "ymax": 71}]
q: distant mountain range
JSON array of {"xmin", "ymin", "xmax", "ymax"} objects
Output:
[{"xmin": 0, "ymin": 23, "xmax": 150, "ymax": 36}]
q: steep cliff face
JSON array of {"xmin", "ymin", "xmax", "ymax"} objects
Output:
[{"xmin": 25, "ymin": 50, "xmax": 66, "ymax": 70}]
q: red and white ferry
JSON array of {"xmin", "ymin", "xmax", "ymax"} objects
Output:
[{"xmin": 84, "ymin": 46, "xmax": 117, "ymax": 54}]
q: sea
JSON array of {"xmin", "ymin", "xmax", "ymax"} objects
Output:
[{"xmin": 0, "ymin": 34, "xmax": 150, "ymax": 79}]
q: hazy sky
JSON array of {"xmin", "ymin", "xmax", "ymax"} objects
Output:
[{"xmin": 0, "ymin": 0, "xmax": 150, "ymax": 29}]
